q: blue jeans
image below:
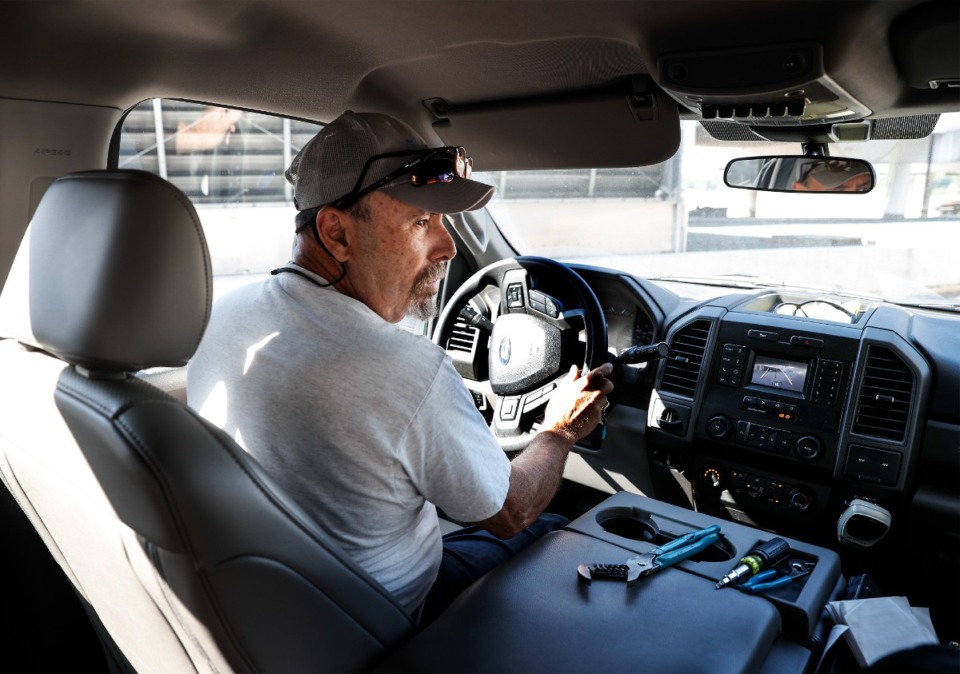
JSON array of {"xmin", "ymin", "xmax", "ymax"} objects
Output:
[{"xmin": 419, "ymin": 512, "xmax": 569, "ymax": 627}]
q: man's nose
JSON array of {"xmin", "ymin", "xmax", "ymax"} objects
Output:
[{"xmin": 432, "ymin": 215, "xmax": 457, "ymax": 261}]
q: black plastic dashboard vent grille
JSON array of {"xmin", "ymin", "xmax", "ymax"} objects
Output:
[
  {"xmin": 659, "ymin": 319, "xmax": 712, "ymax": 398},
  {"xmin": 446, "ymin": 316, "xmax": 479, "ymax": 354},
  {"xmin": 851, "ymin": 346, "xmax": 914, "ymax": 443}
]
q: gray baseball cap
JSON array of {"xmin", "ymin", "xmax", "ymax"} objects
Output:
[
  {"xmin": 803, "ymin": 160, "xmax": 872, "ymax": 189},
  {"xmin": 285, "ymin": 111, "xmax": 494, "ymax": 214}
]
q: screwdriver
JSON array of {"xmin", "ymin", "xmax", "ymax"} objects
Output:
[{"xmin": 715, "ymin": 537, "xmax": 790, "ymax": 589}]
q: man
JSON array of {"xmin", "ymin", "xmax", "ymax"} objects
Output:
[
  {"xmin": 187, "ymin": 111, "xmax": 612, "ymax": 623},
  {"xmin": 791, "ymin": 159, "xmax": 873, "ymax": 192}
]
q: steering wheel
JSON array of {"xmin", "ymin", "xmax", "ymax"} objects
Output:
[{"xmin": 433, "ymin": 257, "xmax": 608, "ymax": 451}]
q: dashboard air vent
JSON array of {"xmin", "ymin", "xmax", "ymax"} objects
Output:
[
  {"xmin": 446, "ymin": 316, "xmax": 479, "ymax": 355},
  {"xmin": 659, "ymin": 319, "xmax": 712, "ymax": 398},
  {"xmin": 851, "ymin": 346, "xmax": 914, "ymax": 443}
]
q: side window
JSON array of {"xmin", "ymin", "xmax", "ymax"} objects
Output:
[{"xmin": 117, "ymin": 100, "xmax": 322, "ymax": 300}]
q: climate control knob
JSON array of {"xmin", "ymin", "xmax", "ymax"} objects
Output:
[
  {"xmin": 787, "ymin": 488, "xmax": 814, "ymax": 512},
  {"xmin": 706, "ymin": 415, "xmax": 733, "ymax": 440},
  {"xmin": 794, "ymin": 435, "xmax": 823, "ymax": 462}
]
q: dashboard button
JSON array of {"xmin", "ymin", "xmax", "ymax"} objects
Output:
[
  {"xmin": 706, "ymin": 415, "xmax": 733, "ymax": 440},
  {"xmin": 844, "ymin": 445, "xmax": 900, "ymax": 485},
  {"xmin": 748, "ymin": 329, "xmax": 779, "ymax": 341},
  {"xmin": 736, "ymin": 420, "xmax": 750, "ymax": 443},
  {"xmin": 794, "ymin": 435, "xmax": 824, "ymax": 462},
  {"xmin": 790, "ymin": 335, "xmax": 824, "ymax": 348}
]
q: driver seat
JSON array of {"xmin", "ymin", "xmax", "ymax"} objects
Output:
[{"xmin": 0, "ymin": 170, "xmax": 415, "ymax": 672}]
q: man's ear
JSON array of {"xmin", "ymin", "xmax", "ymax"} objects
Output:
[{"xmin": 315, "ymin": 209, "xmax": 351, "ymax": 262}]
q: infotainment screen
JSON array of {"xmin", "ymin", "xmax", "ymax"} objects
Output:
[{"xmin": 750, "ymin": 354, "xmax": 808, "ymax": 394}]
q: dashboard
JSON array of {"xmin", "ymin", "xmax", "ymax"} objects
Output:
[{"xmin": 570, "ymin": 265, "xmax": 960, "ymax": 555}]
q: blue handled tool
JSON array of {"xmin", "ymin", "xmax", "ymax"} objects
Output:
[
  {"xmin": 740, "ymin": 560, "xmax": 814, "ymax": 594},
  {"xmin": 578, "ymin": 524, "xmax": 721, "ymax": 587}
]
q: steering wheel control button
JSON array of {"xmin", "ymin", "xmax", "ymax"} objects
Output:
[
  {"xmin": 505, "ymin": 283, "xmax": 524, "ymax": 310},
  {"xmin": 522, "ymin": 382, "xmax": 556, "ymax": 413},
  {"xmin": 747, "ymin": 329, "xmax": 779, "ymax": 342},
  {"xmin": 499, "ymin": 396, "xmax": 520, "ymax": 421},
  {"xmin": 528, "ymin": 290, "xmax": 560, "ymax": 318}
]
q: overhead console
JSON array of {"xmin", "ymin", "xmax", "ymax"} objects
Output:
[
  {"xmin": 655, "ymin": 43, "xmax": 870, "ymax": 127},
  {"xmin": 647, "ymin": 292, "xmax": 929, "ymax": 544}
]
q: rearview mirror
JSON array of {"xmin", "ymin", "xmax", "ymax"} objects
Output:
[{"xmin": 724, "ymin": 156, "xmax": 875, "ymax": 193}]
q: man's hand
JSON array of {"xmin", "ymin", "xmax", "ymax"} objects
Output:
[
  {"xmin": 477, "ymin": 362, "xmax": 614, "ymax": 538},
  {"xmin": 175, "ymin": 107, "xmax": 243, "ymax": 153},
  {"xmin": 542, "ymin": 363, "xmax": 614, "ymax": 444}
]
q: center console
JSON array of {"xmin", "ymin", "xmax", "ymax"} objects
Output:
[{"xmin": 382, "ymin": 493, "xmax": 843, "ymax": 673}]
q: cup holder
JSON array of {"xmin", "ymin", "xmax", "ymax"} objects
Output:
[
  {"xmin": 597, "ymin": 506, "xmax": 659, "ymax": 541},
  {"xmin": 596, "ymin": 506, "xmax": 733, "ymax": 562}
]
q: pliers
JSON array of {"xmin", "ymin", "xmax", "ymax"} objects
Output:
[
  {"xmin": 578, "ymin": 524, "xmax": 721, "ymax": 587},
  {"xmin": 740, "ymin": 560, "xmax": 814, "ymax": 594}
]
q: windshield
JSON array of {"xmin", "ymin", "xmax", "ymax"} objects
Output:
[{"xmin": 477, "ymin": 113, "xmax": 960, "ymax": 307}]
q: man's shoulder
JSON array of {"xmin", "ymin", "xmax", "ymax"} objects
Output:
[{"xmin": 361, "ymin": 321, "xmax": 449, "ymax": 370}]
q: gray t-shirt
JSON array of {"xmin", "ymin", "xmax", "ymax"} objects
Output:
[{"xmin": 187, "ymin": 265, "xmax": 510, "ymax": 612}]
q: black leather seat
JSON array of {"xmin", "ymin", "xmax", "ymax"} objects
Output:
[{"xmin": 0, "ymin": 170, "xmax": 414, "ymax": 673}]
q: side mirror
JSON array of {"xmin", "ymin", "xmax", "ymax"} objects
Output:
[{"xmin": 724, "ymin": 156, "xmax": 875, "ymax": 193}]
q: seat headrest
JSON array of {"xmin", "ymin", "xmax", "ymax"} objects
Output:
[{"xmin": 26, "ymin": 170, "xmax": 211, "ymax": 371}]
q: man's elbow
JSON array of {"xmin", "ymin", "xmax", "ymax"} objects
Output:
[{"xmin": 477, "ymin": 503, "xmax": 536, "ymax": 539}]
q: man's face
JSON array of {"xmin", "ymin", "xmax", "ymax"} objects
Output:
[
  {"xmin": 793, "ymin": 171, "xmax": 872, "ymax": 193},
  {"xmin": 342, "ymin": 190, "xmax": 457, "ymax": 323}
]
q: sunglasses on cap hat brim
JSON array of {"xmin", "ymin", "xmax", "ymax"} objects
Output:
[{"xmin": 329, "ymin": 146, "xmax": 473, "ymax": 210}]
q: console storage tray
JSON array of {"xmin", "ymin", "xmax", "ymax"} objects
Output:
[
  {"xmin": 382, "ymin": 493, "xmax": 842, "ymax": 673},
  {"xmin": 567, "ymin": 492, "xmax": 842, "ymax": 640}
]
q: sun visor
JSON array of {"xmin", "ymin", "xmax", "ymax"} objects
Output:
[{"xmin": 426, "ymin": 76, "xmax": 680, "ymax": 171}]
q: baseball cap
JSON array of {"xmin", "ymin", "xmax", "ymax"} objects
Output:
[
  {"xmin": 285, "ymin": 111, "xmax": 494, "ymax": 214},
  {"xmin": 800, "ymin": 159, "xmax": 872, "ymax": 189}
]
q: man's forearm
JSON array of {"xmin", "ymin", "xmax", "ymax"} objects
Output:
[
  {"xmin": 477, "ymin": 429, "xmax": 573, "ymax": 538},
  {"xmin": 476, "ymin": 362, "xmax": 613, "ymax": 539}
]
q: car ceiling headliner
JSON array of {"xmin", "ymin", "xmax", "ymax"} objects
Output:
[{"xmin": 2, "ymin": 0, "xmax": 956, "ymax": 163}]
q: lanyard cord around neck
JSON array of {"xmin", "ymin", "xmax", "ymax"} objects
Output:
[
  {"xmin": 270, "ymin": 265, "xmax": 344, "ymax": 288},
  {"xmin": 285, "ymin": 209, "xmax": 348, "ymax": 287}
]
